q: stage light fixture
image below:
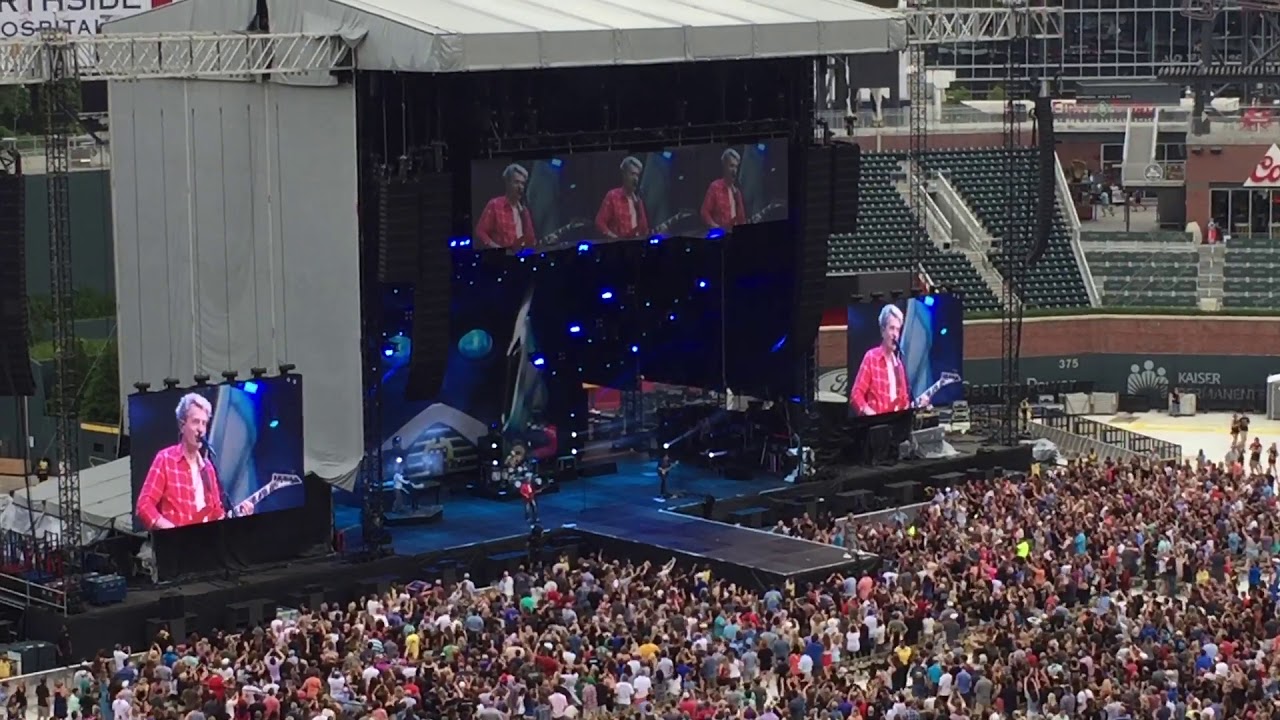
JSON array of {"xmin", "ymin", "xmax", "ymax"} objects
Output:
[
  {"xmin": 668, "ymin": 314, "xmax": 676, "ymax": 321},
  {"xmin": 940, "ymin": 328, "xmax": 949, "ymax": 335},
  {"xmin": 194, "ymin": 373, "xmax": 211, "ymax": 386},
  {"xmin": 577, "ymin": 242, "xmax": 591, "ymax": 253},
  {"xmin": 491, "ymin": 442, "xmax": 499, "ymax": 450},
  {"xmin": 134, "ymin": 381, "xmax": 152, "ymax": 393},
  {"xmin": 600, "ymin": 290, "xmax": 614, "ymax": 300},
  {"xmin": 648, "ymin": 237, "xmax": 661, "ymax": 245},
  {"xmin": 382, "ymin": 345, "xmax": 395, "ymax": 358},
  {"xmin": 250, "ymin": 367, "xmax": 267, "ymax": 379},
  {"xmin": 531, "ymin": 353, "xmax": 546, "ymax": 367},
  {"xmin": 697, "ymin": 280, "xmax": 707, "ymax": 289},
  {"xmin": 662, "ymin": 442, "xmax": 670, "ymax": 450},
  {"xmin": 268, "ymin": 419, "xmax": 280, "ymax": 428},
  {"xmin": 706, "ymin": 229, "xmax": 725, "ymax": 239},
  {"xmin": 162, "ymin": 378, "xmax": 180, "ymax": 391},
  {"xmin": 571, "ymin": 448, "xmax": 578, "ymax": 455},
  {"xmin": 631, "ymin": 345, "xmax": 639, "ymax": 353},
  {"xmin": 278, "ymin": 363, "xmax": 297, "ymax": 375},
  {"xmin": 924, "ymin": 295, "xmax": 935, "ymax": 307},
  {"xmin": 570, "ymin": 431, "xmax": 578, "ymax": 439},
  {"xmin": 492, "ymin": 459, "xmax": 499, "ymax": 466},
  {"xmin": 569, "ymin": 324, "xmax": 582, "ymax": 334},
  {"xmin": 222, "ymin": 371, "xmax": 238, "ymax": 383}
]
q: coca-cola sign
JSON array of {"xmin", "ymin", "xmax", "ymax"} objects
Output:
[{"xmin": 1244, "ymin": 144, "xmax": 1280, "ymax": 188}]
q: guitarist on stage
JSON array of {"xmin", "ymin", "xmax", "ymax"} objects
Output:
[
  {"xmin": 136, "ymin": 393, "xmax": 251, "ymax": 530},
  {"xmin": 520, "ymin": 478, "xmax": 540, "ymax": 525},
  {"xmin": 658, "ymin": 453, "xmax": 675, "ymax": 497}
]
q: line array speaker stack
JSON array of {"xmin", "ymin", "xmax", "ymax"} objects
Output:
[
  {"xmin": 0, "ymin": 172, "xmax": 35, "ymax": 397},
  {"xmin": 793, "ymin": 146, "xmax": 840, "ymax": 376},
  {"xmin": 1032, "ymin": 96, "xmax": 1055, "ymax": 268},
  {"xmin": 377, "ymin": 177, "xmax": 424, "ymax": 284},
  {"xmin": 406, "ymin": 172, "xmax": 454, "ymax": 400},
  {"xmin": 830, "ymin": 143, "xmax": 861, "ymax": 235}
]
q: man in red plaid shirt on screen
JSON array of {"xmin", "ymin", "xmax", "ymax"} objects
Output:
[
  {"xmin": 474, "ymin": 163, "xmax": 537, "ymax": 250},
  {"xmin": 594, "ymin": 156, "xmax": 651, "ymax": 240},
  {"xmin": 850, "ymin": 304, "xmax": 928, "ymax": 416},
  {"xmin": 135, "ymin": 392, "xmax": 246, "ymax": 530},
  {"xmin": 700, "ymin": 148, "xmax": 747, "ymax": 230}
]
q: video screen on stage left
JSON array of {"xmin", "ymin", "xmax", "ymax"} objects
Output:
[
  {"xmin": 469, "ymin": 139, "xmax": 789, "ymax": 251},
  {"xmin": 128, "ymin": 376, "xmax": 305, "ymax": 533},
  {"xmin": 845, "ymin": 294, "xmax": 964, "ymax": 418}
]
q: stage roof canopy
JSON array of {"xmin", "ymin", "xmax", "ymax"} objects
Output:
[{"xmin": 105, "ymin": 0, "xmax": 906, "ymax": 73}]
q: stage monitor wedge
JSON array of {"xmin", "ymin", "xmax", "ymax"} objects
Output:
[{"xmin": 0, "ymin": 172, "xmax": 36, "ymax": 397}]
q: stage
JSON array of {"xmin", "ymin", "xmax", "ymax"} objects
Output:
[{"xmin": 27, "ymin": 441, "xmax": 1029, "ymax": 658}]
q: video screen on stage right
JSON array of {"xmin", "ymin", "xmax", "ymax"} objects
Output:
[{"xmin": 845, "ymin": 294, "xmax": 964, "ymax": 418}]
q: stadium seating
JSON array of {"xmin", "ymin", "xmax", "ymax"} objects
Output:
[
  {"xmin": 919, "ymin": 148, "xmax": 1091, "ymax": 309},
  {"xmin": 829, "ymin": 152, "xmax": 1001, "ymax": 313},
  {"xmin": 1086, "ymin": 249, "xmax": 1199, "ymax": 308},
  {"xmin": 1222, "ymin": 235, "xmax": 1280, "ymax": 308}
]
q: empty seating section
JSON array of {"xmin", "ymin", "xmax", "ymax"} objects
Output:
[
  {"xmin": 1087, "ymin": 250, "xmax": 1199, "ymax": 308},
  {"xmin": 830, "ymin": 152, "xmax": 1000, "ymax": 313},
  {"xmin": 920, "ymin": 148, "xmax": 1090, "ymax": 309},
  {"xmin": 1223, "ymin": 236, "xmax": 1280, "ymax": 309}
]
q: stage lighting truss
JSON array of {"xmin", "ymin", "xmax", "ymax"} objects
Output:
[
  {"xmin": 0, "ymin": 32, "xmax": 352, "ymax": 85},
  {"xmin": 905, "ymin": 6, "xmax": 1064, "ymax": 45}
]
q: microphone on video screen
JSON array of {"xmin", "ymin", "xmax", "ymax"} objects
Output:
[{"xmin": 199, "ymin": 434, "xmax": 217, "ymax": 460}]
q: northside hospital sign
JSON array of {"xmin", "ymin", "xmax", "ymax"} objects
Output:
[{"xmin": 0, "ymin": 0, "xmax": 159, "ymax": 39}]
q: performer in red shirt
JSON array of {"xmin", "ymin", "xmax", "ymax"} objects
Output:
[
  {"xmin": 594, "ymin": 156, "xmax": 651, "ymax": 240},
  {"xmin": 474, "ymin": 163, "xmax": 538, "ymax": 250},
  {"xmin": 135, "ymin": 393, "xmax": 249, "ymax": 530},
  {"xmin": 849, "ymin": 304, "xmax": 930, "ymax": 416},
  {"xmin": 700, "ymin": 148, "xmax": 747, "ymax": 230}
]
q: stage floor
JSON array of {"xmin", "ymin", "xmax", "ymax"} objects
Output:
[
  {"xmin": 573, "ymin": 504, "xmax": 871, "ymax": 579},
  {"xmin": 333, "ymin": 455, "xmax": 789, "ymax": 556}
]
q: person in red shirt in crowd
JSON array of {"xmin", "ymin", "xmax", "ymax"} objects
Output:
[
  {"xmin": 474, "ymin": 163, "xmax": 537, "ymax": 250},
  {"xmin": 595, "ymin": 156, "xmax": 651, "ymax": 240},
  {"xmin": 700, "ymin": 148, "xmax": 747, "ymax": 231}
]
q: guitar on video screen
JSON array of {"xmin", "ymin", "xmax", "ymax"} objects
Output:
[
  {"xmin": 745, "ymin": 201, "xmax": 786, "ymax": 224},
  {"xmin": 650, "ymin": 210, "xmax": 695, "ymax": 236},
  {"xmin": 194, "ymin": 473, "xmax": 303, "ymax": 523},
  {"xmin": 539, "ymin": 221, "xmax": 590, "ymax": 249},
  {"xmin": 912, "ymin": 372, "xmax": 962, "ymax": 410}
]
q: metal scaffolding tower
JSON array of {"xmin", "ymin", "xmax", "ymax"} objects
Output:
[{"xmin": 0, "ymin": 29, "xmax": 351, "ymax": 611}]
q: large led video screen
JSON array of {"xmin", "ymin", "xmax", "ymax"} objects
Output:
[
  {"xmin": 470, "ymin": 140, "xmax": 789, "ymax": 250},
  {"xmin": 129, "ymin": 376, "xmax": 305, "ymax": 532},
  {"xmin": 846, "ymin": 294, "xmax": 964, "ymax": 417}
]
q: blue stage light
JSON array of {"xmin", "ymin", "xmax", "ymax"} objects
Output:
[
  {"xmin": 551, "ymin": 158, "xmax": 563, "ymax": 168},
  {"xmin": 631, "ymin": 345, "xmax": 639, "ymax": 353},
  {"xmin": 706, "ymin": 229, "xmax": 725, "ymax": 239},
  {"xmin": 668, "ymin": 313, "xmax": 676, "ymax": 321},
  {"xmin": 648, "ymin": 236, "xmax": 661, "ymax": 245},
  {"xmin": 531, "ymin": 353, "xmax": 546, "ymax": 367},
  {"xmin": 601, "ymin": 290, "xmax": 614, "ymax": 300},
  {"xmin": 569, "ymin": 324, "xmax": 582, "ymax": 334},
  {"xmin": 924, "ymin": 295, "xmax": 935, "ymax": 307},
  {"xmin": 757, "ymin": 143, "xmax": 767, "ymax": 152},
  {"xmin": 662, "ymin": 151, "xmax": 673, "ymax": 160},
  {"xmin": 697, "ymin": 280, "xmax": 707, "ymax": 289},
  {"xmin": 940, "ymin": 327, "xmax": 948, "ymax": 336},
  {"xmin": 382, "ymin": 347, "xmax": 394, "ymax": 358},
  {"xmin": 577, "ymin": 242, "xmax": 591, "ymax": 253},
  {"xmin": 269, "ymin": 419, "xmax": 280, "ymax": 428},
  {"xmin": 242, "ymin": 381, "xmax": 259, "ymax": 395},
  {"xmin": 771, "ymin": 334, "xmax": 789, "ymax": 353}
]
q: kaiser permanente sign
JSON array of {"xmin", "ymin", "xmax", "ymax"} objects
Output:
[{"xmin": 0, "ymin": 0, "xmax": 160, "ymax": 39}]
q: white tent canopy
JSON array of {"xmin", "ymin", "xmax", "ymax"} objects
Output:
[
  {"xmin": 105, "ymin": 0, "xmax": 907, "ymax": 73},
  {"xmin": 0, "ymin": 460, "xmax": 136, "ymax": 543}
]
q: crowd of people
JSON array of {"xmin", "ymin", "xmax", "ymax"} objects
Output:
[{"xmin": 7, "ymin": 448, "xmax": 1280, "ymax": 720}]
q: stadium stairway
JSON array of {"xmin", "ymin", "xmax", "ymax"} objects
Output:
[
  {"xmin": 918, "ymin": 148, "xmax": 1093, "ymax": 310},
  {"xmin": 829, "ymin": 151, "xmax": 1000, "ymax": 314}
]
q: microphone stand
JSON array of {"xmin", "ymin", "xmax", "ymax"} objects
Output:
[{"xmin": 202, "ymin": 440, "xmax": 234, "ymax": 580}]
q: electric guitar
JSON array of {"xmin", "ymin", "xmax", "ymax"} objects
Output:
[
  {"xmin": 746, "ymin": 201, "xmax": 786, "ymax": 224},
  {"xmin": 912, "ymin": 372, "xmax": 963, "ymax": 409},
  {"xmin": 657, "ymin": 461, "xmax": 680, "ymax": 481},
  {"xmin": 195, "ymin": 473, "xmax": 303, "ymax": 523}
]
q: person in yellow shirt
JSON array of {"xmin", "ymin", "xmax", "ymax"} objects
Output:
[
  {"xmin": 637, "ymin": 640, "xmax": 660, "ymax": 662},
  {"xmin": 403, "ymin": 626, "xmax": 421, "ymax": 661}
]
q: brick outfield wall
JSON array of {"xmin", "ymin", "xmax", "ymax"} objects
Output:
[{"xmin": 815, "ymin": 315, "xmax": 1280, "ymax": 369}]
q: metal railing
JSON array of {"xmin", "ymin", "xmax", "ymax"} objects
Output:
[
  {"xmin": 1038, "ymin": 414, "xmax": 1182, "ymax": 460},
  {"xmin": 1055, "ymin": 155, "xmax": 1100, "ymax": 307}
]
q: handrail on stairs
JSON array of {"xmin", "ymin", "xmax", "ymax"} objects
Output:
[
  {"xmin": 1053, "ymin": 156, "xmax": 1100, "ymax": 307},
  {"xmin": 930, "ymin": 170, "xmax": 989, "ymax": 251}
]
